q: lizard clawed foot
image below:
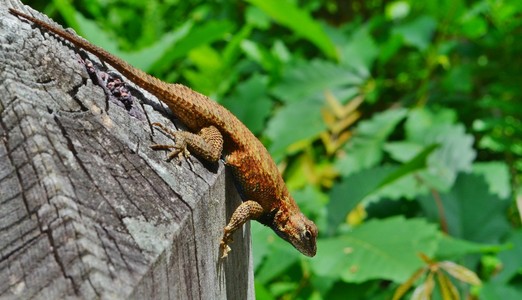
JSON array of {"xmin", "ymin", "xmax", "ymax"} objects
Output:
[
  {"xmin": 220, "ymin": 233, "xmax": 234, "ymax": 259},
  {"xmin": 151, "ymin": 122, "xmax": 191, "ymax": 163}
]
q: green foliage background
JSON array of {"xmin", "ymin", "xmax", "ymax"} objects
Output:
[{"xmin": 24, "ymin": 0, "xmax": 522, "ymax": 298}]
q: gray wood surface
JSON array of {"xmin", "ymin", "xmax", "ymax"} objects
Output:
[{"xmin": 0, "ymin": 1, "xmax": 254, "ymax": 299}]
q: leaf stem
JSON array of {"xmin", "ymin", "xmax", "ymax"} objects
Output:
[{"xmin": 431, "ymin": 189, "xmax": 448, "ymax": 234}]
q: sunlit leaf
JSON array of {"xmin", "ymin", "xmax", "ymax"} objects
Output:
[
  {"xmin": 312, "ymin": 217, "xmax": 439, "ymax": 283},
  {"xmin": 246, "ymin": 0, "xmax": 337, "ymax": 59},
  {"xmin": 336, "ymin": 109, "xmax": 407, "ymax": 176},
  {"xmin": 271, "ymin": 59, "xmax": 364, "ymax": 104},
  {"xmin": 340, "ymin": 26, "xmax": 378, "ymax": 75},
  {"xmin": 221, "ymin": 74, "xmax": 273, "ymax": 134},
  {"xmin": 472, "ymin": 162, "xmax": 511, "ymax": 199},
  {"xmin": 266, "ymin": 99, "xmax": 326, "ymax": 156},
  {"xmin": 403, "ymin": 108, "xmax": 476, "ymax": 190},
  {"xmin": 435, "ymin": 235, "xmax": 502, "ymax": 259}
]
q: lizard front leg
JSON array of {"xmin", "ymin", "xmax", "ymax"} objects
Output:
[
  {"xmin": 151, "ymin": 123, "xmax": 223, "ymax": 162},
  {"xmin": 220, "ymin": 200, "xmax": 264, "ymax": 258}
]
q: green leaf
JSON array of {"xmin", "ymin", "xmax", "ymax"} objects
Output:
[
  {"xmin": 472, "ymin": 162, "xmax": 511, "ymax": 199},
  {"xmin": 384, "ymin": 142, "xmax": 425, "ymax": 162},
  {"xmin": 442, "ymin": 65, "xmax": 473, "ymax": 93},
  {"xmin": 493, "ymin": 230, "xmax": 522, "ymax": 283},
  {"xmin": 417, "ymin": 174, "xmax": 511, "ymax": 244},
  {"xmin": 221, "ymin": 74, "xmax": 273, "ymax": 134},
  {"xmin": 271, "ymin": 59, "xmax": 364, "ymax": 104},
  {"xmin": 328, "ymin": 166, "xmax": 396, "ymax": 233},
  {"xmin": 378, "ymin": 144, "xmax": 438, "ymax": 188},
  {"xmin": 254, "ymin": 225, "xmax": 300, "ymax": 284},
  {"xmin": 77, "ymin": 13, "xmax": 192, "ymax": 71},
  {"xmin": 329, "ymin": 144, "xmax": 437, "ymax": 232},
  {"xmin": 392, "ymin": 15, "xmax": 437, "ymax": 51},
  {"xmin": 404, "ymin": 108, "xmax": 476, "ymax": 190},
  {"xmin": 252, "ymin": 222, "xmax": 272, "ymax": 272},
  {"xmin": 254, "ymin": 281, "xmax": 276, "ymax": 300},
  {"xmin": 266, "ymin": 99, "xmax": 326, "ymax": 156},
  {"xmin": 312, "ymin": 217, "xmax": 439, "ymax": 283},
  {"xmin": 246, "ymin": 0, "xmax": 337, "ymax": 59},
  {"xmin": 340, "ymin": 26, "xmax": 379, "ymax": 76},
  {"xmin": 336, "ymin": 109, "xmax": 408, "ymax": 177},
  {"xmin": 240, "ymin": 40, "xmax": 277, "ymax": 71},
  {"xmin": 435, "ymin": 235, "xmax": 502, "ymax": 259},
  {"xmin": 480, "ymin": 282, "xmax": 522, "ymax": 300},
  {"xmin": 151, "ymin": 20, "xmax": 234, "ymax": 74}
]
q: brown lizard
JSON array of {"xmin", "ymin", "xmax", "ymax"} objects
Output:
[{"xmin": 9, "ymin": 8, "xmax": 317, "ymax": 258}]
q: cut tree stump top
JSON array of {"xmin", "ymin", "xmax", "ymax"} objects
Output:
[{"xmin": 0, "ymin": 2, "xmax": 254, "ymax": 299}]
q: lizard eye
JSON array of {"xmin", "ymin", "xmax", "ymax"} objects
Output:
[{"xmin": 304, "ymin": 230, "xmax": 312, "ymax": 239}]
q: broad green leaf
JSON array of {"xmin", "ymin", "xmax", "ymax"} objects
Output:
[
  {"xmin": 271, "ymin": 59, "xmax": 364, "ymax": 104},
  {"xmin": 254, "ymin": 281, "xmax": 276, "ymax": 300},
  {"xmin": 312, "ymin": 217, "xmax": 439, "ymax": 283},
  {"xmin": 246, "ymin": 0, "xmax": 337, "ymax": 59},
  {"xmin": 492, "ymin": 230, "xmax": 522, "ymax": 283},
  {"xmin": 378, "ymin": 144, "xmax": 438, "ymax": 188},
  {"xmin": 336, "ymin": 109, "xmax": 408, "ymax": 177},
  {"xmin": 435, "ymin": 235, "xmax": 502, "ymax": 259},
  {"xmin": 329, "ymin": 144, "xmax": 436, "ymax": 232},
  {"xmin": 480, "ymin": 282, "xmax": 522, "ymax": 300},
  {"xmin": 327, "ymin": 166, "xmax": 396, "ymax": 233},
  {"xmin": 246, "ymin": 6, "xmax": 271, "ymax": 29},
  {"xmin": 254, "ymin": 227, "xmax": 300, "ymax": 284},
  {"xmin": 221, "ymin": 74, "xmax": 273, "ymax": 134},
  {"xmin": 77, "ymin": 12, "xmax": 192, "ymax": 71},
  {"xmin": 151, "ymin": 20, "xmax": 234, "ymax": 73},
  {"xmin": 340, "ymin": 26, "xmax": 378, "ymax": 75},
  {"xmin": 392, "ymin": 15, "xmax": 437, "ymax": 51},
  {"xmin": 417, "ymin": 174, "xmax": 511, "ymax": 244},
  {"xmin": 240, "ymin": 40, "xmax": 277, "ymax": 71},
  {"xmin": 291, "ymin": 186, "xmax": 328, "ymax": 221},
  {"xmin": 404, "ymin": 108, "xmax": 476, "ymax": 190},
  {"xmin": 269, "ymin": 282, "xmax": 299, "ymax": 297},
  {"xmin": 54, "ymin": 0, "xmax": 81, "ymax": 31},
  {"xmin": 384, "ymin": 142, "xmax": 425, "ymax": 162},
  {"xmin": 183, "ymin": 46, "xmax": 224, "ymax": 95},
  {"xmin": 252, "ymin": 222, "xmax": 272, "ymax": 272},
  {"xmin": 266, "ymin": 99, "xmax": 326, "ymax": 156},
  {"xmin": 472, "ymin": 162, "xmax": 511, "ymax": 199},
  {"xmin": 442, "ymin": 65, "xmax": 473, "ymax": 93}
]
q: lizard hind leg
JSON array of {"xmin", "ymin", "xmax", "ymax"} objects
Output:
[{"xmin": 151, "ymin": 122, "xmax": 223, "ymax": 162}]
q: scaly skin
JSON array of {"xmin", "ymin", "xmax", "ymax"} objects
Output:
[{"xmin": 10, "ymin": 8, "xmax": 317, "ymax": 257}]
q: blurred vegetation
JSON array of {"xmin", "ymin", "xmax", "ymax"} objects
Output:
[{"xmin": 23, "ymin": 0, "xmax": 522, "ymax": 298}]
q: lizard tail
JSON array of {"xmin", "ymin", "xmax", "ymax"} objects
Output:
[{"xmin": 9, "ymin": 8, "xmax": 173, "ymax": 101}]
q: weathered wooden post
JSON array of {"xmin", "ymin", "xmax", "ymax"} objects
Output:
[{"xmin": 0, "ymin": 2, "xmax": 254, "ymax": 298}]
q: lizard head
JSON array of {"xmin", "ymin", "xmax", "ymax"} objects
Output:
[{"xmin": 271, "ymin": 210, "xmax": 318, "ymax": 257}]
